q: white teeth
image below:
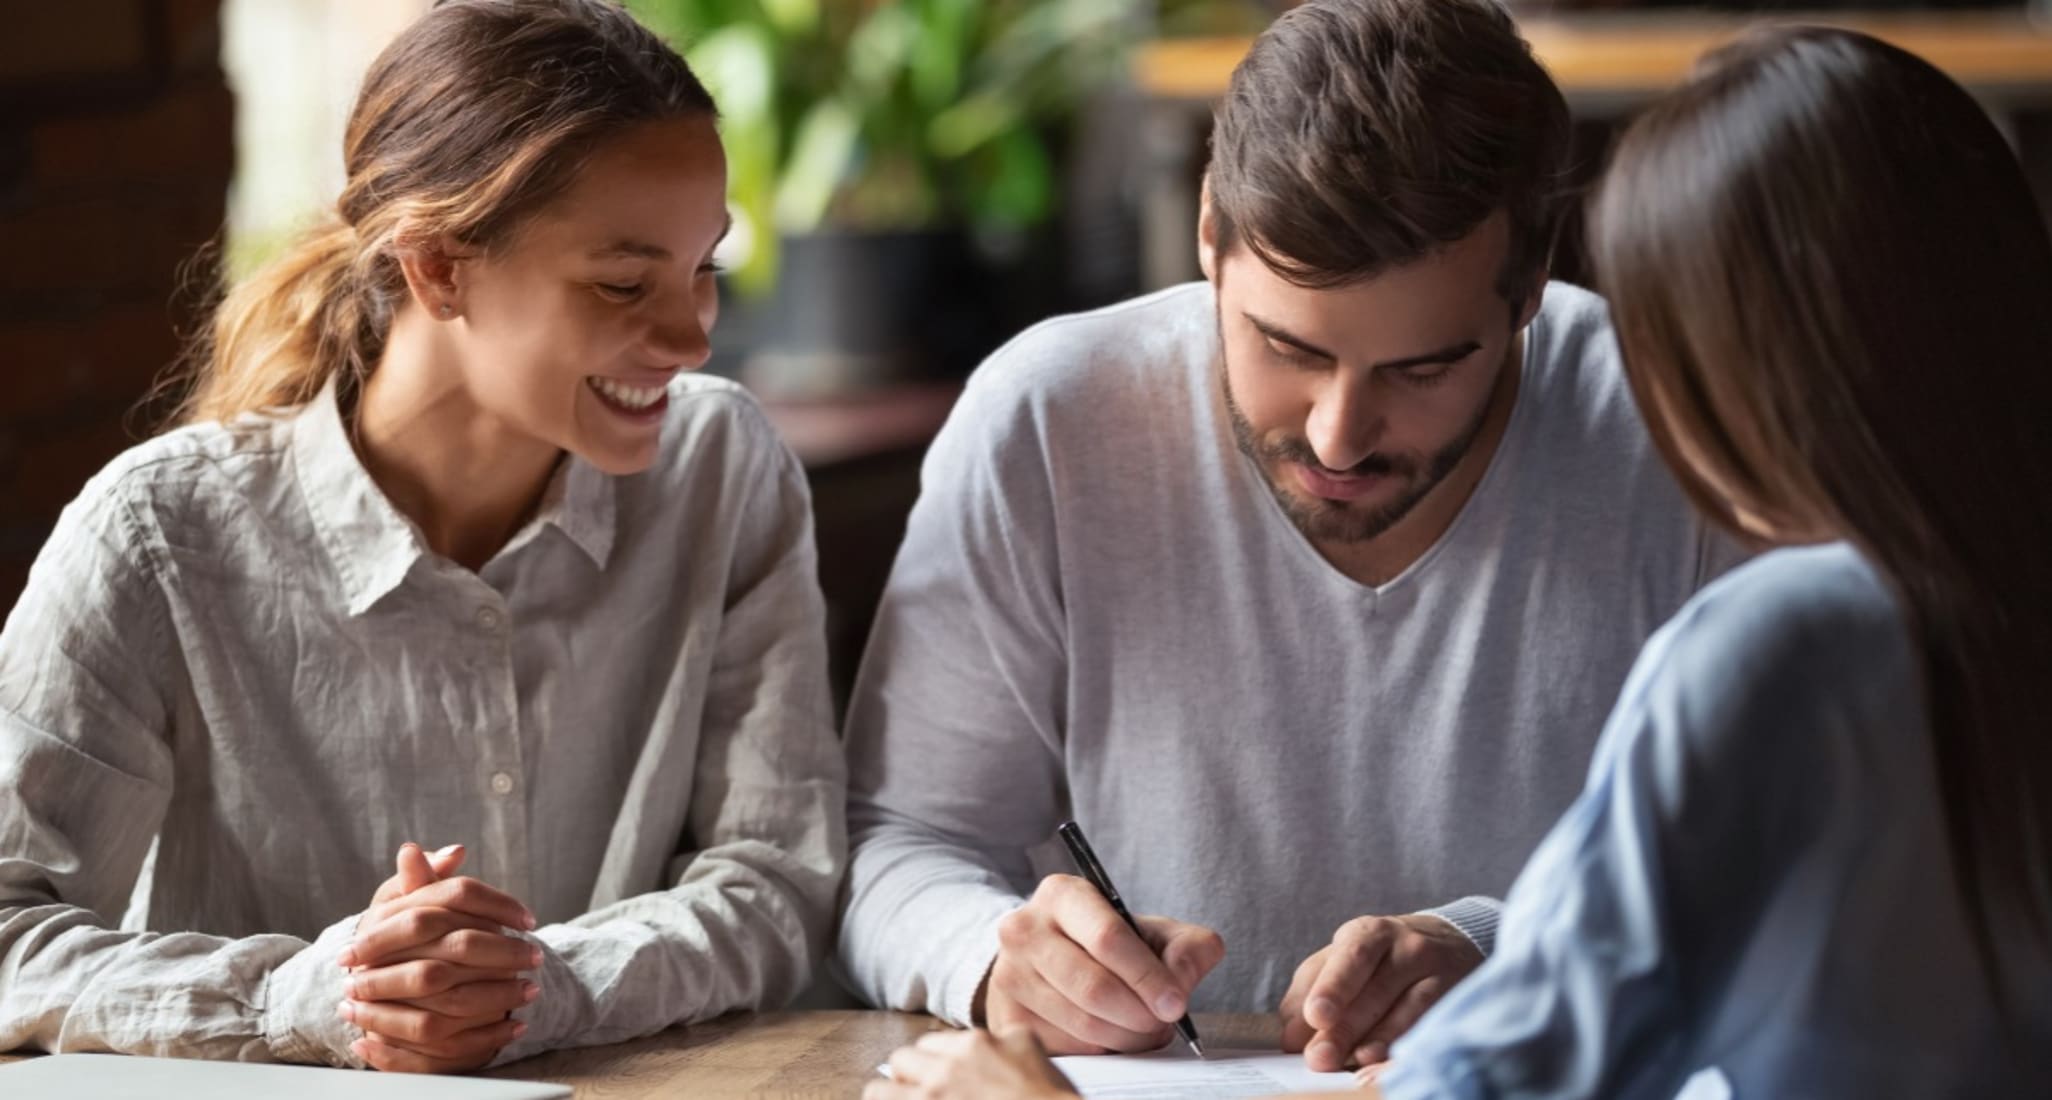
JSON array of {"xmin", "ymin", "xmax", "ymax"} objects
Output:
[{"xmin": 587, "ymin": 377, "xmax": 665, "ymax": 410}]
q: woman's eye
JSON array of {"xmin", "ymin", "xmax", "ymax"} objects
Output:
[{"xmin": 595, "ymin": 283, "xmax": 646, "ymax": 302}]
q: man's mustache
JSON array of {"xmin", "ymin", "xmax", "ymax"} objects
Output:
[{"xmin": 1264, "ymin": 438, "xmax": 1413, "ymax": 479}]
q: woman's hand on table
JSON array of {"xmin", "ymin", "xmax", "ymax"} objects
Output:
[{"xmin": 867, "ymin": 1027, "xmax": 1080, "ymax": 1100}]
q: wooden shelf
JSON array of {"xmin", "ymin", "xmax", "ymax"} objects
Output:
[
  {"xmin": 1135, "ymin": 12, "xmax": 2052, "ymax": 104},
  {"xmin": 758, "ymin": 382, "xmax": 961, "ymax": 469}
]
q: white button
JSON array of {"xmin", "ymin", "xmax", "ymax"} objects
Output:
[
  {"xmin": 490, "ymin": 772, "xmax": 515, "ymax": 795},
  {"xmin": 475, "ymin": 606, "xmax": 503, "ymax": 631}
]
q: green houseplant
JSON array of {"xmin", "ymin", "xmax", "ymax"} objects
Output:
[
  {"xmin": 628, "ymin": 0, "xmax": 1147, "ymax": 297},
  {"xmin": 624, "ymin": 0, "xmax": 1275, "ymax": 394}
]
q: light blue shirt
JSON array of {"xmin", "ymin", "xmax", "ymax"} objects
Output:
[{"xmin": 1382, "ymin": 543, "xmax": 2052, "ymax": 1099}]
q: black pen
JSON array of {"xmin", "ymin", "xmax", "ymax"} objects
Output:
[{"xmin": 1056, "ymin": 819, "xmax": 1206, "ymax": 1059}]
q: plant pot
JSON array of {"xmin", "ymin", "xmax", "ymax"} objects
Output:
[{"xmin": 742, "ymin": 229, "xmax": 985, "ymax": 399}]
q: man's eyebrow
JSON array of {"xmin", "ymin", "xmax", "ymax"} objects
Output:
[
  {"xmin": 1245, "ymin": 312, "xmax": 1337, "ymax": 361},
  {"xmin": 1245, "ymin": 311, "xmax": 1481, "ymax": 369},
  {"xmin": 1376, "ymin": 341, "xmax": 1483, "ymax": 371}
]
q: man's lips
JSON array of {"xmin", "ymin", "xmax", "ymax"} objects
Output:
[{"xmin": 1293, "ymin": 461, "xmax": 1387, "ymax": 502}]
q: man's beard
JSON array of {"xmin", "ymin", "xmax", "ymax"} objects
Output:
[{"xmin": 1221, "ymin": 355, "xmax": 1495, "ymax": 545}]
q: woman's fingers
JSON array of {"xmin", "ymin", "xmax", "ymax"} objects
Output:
[
  {"xmin": 343, "ymin": 907, "xmax": 513, "ymax": 968},
  {"xmin": 351, "ymin": 1020, "xmax": 522, "ymax": 1076},
  {"xmin": 345, "ymin": 959, "xmax": 517, "ymax": 1001},
  {"xmin": 361, "ymin": 926, "xmax": 544, "ymax": 972},
  {"xmin": 400, "ymin": 978, "xmax": 538, "ymax": 1019},
  {"xmin": 397, "ymin": 843, "xmax": 438, "ymax": 894},
  {"xmin": 367, "ymin": 875, "xmax": 536, "ymax": 932},
  {"xmin": 342, "ymin": 996, "xmax": 520, "ymax": 1049}
]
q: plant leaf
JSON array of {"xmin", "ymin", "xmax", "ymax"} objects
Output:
[
  {"xmin": 965, "ymin": 126, "xmax": 1054, "ymax": 229},
  {"xmin": 774, "ymin": 99, "xmax": 862, "ymax": 232}
]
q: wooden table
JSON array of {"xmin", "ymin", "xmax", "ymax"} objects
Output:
[
  {"xmin": 1, "ymin": 1012, "xmax": 1290, "ymax": 1099},
  {"xmin": 1128, "ymin": 11, "xmax": 2052, "ymax": 288}
]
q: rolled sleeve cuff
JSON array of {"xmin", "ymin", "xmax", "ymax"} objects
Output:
[
  {"xmin": 1415, "ymin": 896, "xmax": 1502, "ymax": 957},
  {"xmin": 485, "ymin": 931, "xmax": 563, "ymax": 1068},
  {"xmin": 261, "ymin": 913, "xmax": 365, "ymax": 1068},
  {"xmin": 939, "ymin": 909, "xmax": 1011, "ymax": 1028}
]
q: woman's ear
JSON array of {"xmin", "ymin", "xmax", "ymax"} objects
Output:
[
  {"xmin": 393, "ymin": 232, "xmax": 474, "ymax": 321},
  {"xmin": 1514, "ymin": 270, "xmax": 1548, "ymax": 333},
  {"xmin": 1197, "ymin": 175, "xmax": 1220, "ymax": 284}
]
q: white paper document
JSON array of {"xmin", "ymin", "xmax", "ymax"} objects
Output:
[{"xmin": 1051, "ymin": 1046, "xmax": 1359, "ymax": 1099}]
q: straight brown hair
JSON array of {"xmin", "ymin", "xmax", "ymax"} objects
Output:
[
  {"xmin": 167, "ymin": 0, "xmax": 715, "ymax": 426},
  {"xmin": 1592, "ymin": 26, "xmax": 2052, "ymax": 1006},
  {"xmin": 1207, "ymin": 0, "xmax": 1571, "ymax": 299}
]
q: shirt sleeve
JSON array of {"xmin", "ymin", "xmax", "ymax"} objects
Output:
[
  {"xmin": 835, "ymin": 371, "xmax": 1072, "ymax": 1026},
  {"xmin": 1415, "ymin": 896, "xmax": 1504, "ymax": 957},
  {"xmin": 1376, "ymin": 594, "xmax": 1840, "ymax": 1100},
  {"xmin": 498, "ymin": 428, "xmax": 847, "ymax": 1061},
  {"xmin": 0, "ymin": 476, "xmax": 359, "ymax": 1065}
]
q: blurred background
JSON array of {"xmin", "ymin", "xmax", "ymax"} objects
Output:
[{"xmin": 2, "ymin": 0, "xmax": 2049, "ymax": 713}]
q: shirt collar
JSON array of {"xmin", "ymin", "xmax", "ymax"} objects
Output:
[
  {"xmin": 290, "ymin": 377, "xmax": 429, "ymax": 617},
  {"xmin": 530, "ymin": 452, "xmax": 616, "ymax": 571},
  {"xmin": 291, "ymin": 379, "xmax": 620, "ymax": 616}
]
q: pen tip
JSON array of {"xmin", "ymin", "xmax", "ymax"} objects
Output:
[{"xmin": 1190, "ymin": 1039, "xmax": 1207, "ymax": 1060}]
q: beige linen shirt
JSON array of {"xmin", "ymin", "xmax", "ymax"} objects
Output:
[{"xmin": 0, "ymin": 374, "xmax": 846, "ymax": 1066}]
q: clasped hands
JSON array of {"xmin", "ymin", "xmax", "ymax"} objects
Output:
[{"xmin": 335, "ymin": 842, "xmax": 542, "ymax": 1073}]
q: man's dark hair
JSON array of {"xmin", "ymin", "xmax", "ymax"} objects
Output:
[{"xmin": 1208, "ymin": 0, "xmax": 1571, "ymax": 301}]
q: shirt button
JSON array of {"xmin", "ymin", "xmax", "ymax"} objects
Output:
[
  {"xmin": 490, "ymin": 772, "xmax": 516, "ymax": 795},
  {"xmin": 475, "ymin": 606, "xmax": 503, "ymax": 631}
]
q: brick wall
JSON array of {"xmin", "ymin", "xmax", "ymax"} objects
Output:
[{"xmin": 0, "ymin": 0, "xmax": 231, "ymax": 618}]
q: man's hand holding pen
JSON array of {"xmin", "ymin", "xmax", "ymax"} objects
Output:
[{"xmin": 975, "ymin": 873, "xmax": 1225, "ymax": 1055}]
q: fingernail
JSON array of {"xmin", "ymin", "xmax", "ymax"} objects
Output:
[
  {"xmin": 1154, "ymin": 991, "xmax": 1184, "ymax": 1020},
  {"xmin": 343, "ymin": 975, "xmax": 358, "ymax": 999},
  {"xmin": 337, "ymin": 949, "xmax": 356, "ymax": 969},
  {"xmin": 351, "ymin": 1039, "xmax": 369, "ymax": 1060},
  {"xmin": 529, "ymin": 947, "xmax": 543, "ymax": 967},
  {"xmin": 1309, "ymin": 1039, "xmax": 1338, "ymax": 1066},
  {"xmin": 1309, "ymin": 996, "xmax": 1337, "ymax": 1023},
  {"xmin": 521, "ymin": 980, "xmax": 539, "ymax": 1003},
  {"xmin": 434, "ymin": 844, "xmax": 461, "ymax": 860},
  {"xmin": 337, "ymin": 999, "xmax": 357, "ymax": 1022},
  {"xmin": 522, "ymin": 910, "xmax": 537, "ymax": 931},
  {"xmin": 1361, "ymin": 1042, "xmax": 1389, "ymax": 1065},
  {"xmin": 512, "ymin": 1022, "xmax": 528, "ymax": 1038}
]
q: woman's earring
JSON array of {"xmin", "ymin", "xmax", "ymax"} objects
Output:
[{"xmin": 439, "ymin": 303, "xmax": 454, "ymax": 319}]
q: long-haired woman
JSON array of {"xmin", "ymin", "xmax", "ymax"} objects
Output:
[
  {"xmin": 868, "ymin": 25, "xmax": 2052, "ymax": 1100},
  {"xmin": 0, "ymin": 0, "xmax": 843, "ymax": 1074},
  {"xmin": 1371, "ymin": 27, "xmax": 2052, "ymax": 1097}
]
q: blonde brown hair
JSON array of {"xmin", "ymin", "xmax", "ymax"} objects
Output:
[
  {"xmin": 172, "ymin": 0, "xmax": 714, "ymax": 425},
  {"xmin": 1593, "ymin": 26, "xmax": 2052, "ymax": 1010}
]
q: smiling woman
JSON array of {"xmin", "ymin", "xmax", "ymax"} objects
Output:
[{"xmin": 0, "ymin": 0, "xmax": 844, "ymax": 1078}]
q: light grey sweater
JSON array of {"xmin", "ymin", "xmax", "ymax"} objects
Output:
[{"xmin": 838, "ymin": 282, "xmax": 1735, "ymax": 1023}]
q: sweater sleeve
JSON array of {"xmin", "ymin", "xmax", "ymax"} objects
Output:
[{"xmin": 836, "ymin": 367, "xmax": 1073, "ymax": 1026}]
